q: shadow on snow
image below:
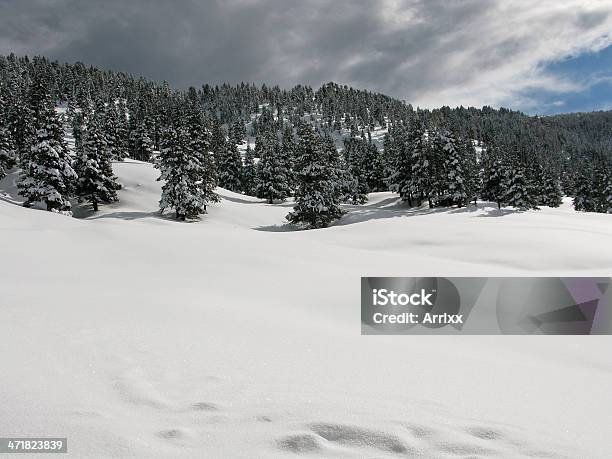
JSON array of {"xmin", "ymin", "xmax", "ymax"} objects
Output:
[{"xmin": 255, "ymin": 199, "xmax": 525, "ymax": 232}]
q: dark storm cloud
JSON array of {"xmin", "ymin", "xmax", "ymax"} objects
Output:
[{"xmin": 1, "ymin": 0, "xmax": 612, "ymax": 110}]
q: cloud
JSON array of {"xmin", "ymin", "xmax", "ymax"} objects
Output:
[{"xmin": 1, "ymin": 0, "xmax": 611, "ymax": 112}]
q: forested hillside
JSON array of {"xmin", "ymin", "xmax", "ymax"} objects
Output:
[{"xmin": 0, "ymin": 54, "xmax": 610, "ymax": 223}]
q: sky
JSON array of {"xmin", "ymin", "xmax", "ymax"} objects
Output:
[{"xmin": 1, "ymin": 0, "xmax": 612, "ymax": 115}]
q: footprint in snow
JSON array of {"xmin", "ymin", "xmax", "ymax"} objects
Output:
[{"xmin": 191, "ymin": 402, "xmax": 218, "ymax": 411}]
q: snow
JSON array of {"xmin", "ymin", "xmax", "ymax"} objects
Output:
[{"xmin": 1, "ymin": 161, "xmax": 611, "ymax": 457}]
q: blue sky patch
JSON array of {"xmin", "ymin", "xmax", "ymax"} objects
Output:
[{"xmin": 517, "ymin": 44, "xmax": 612, "ymax": 115}]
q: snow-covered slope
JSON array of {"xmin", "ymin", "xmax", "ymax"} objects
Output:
[{"xmin": 0, "ymin": 161, "xmax": 611, "ymax": 458}]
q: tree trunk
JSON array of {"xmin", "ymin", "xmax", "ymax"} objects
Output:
[{"xmin": 93, "ymin": 200, "xmax": 98, "ymax": 212}]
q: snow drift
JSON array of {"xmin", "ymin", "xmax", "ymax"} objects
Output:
[{"xmin": 0, "ymin": 160, "xmax": 611, "ymax": 457}]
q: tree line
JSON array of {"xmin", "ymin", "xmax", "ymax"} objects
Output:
[{"xmin": 0, "ymin": 54, "xmax": 610, "ymax": 228}]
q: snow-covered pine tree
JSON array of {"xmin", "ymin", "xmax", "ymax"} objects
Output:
[
  {"xmin": 130, "ymin": 120, "xmax": 154, "ymax": 162},
  {"xmin": 73, "ymin": 109, "xmax": 120, "ymax": 211},
  {"xmin": 0, "ymin": 126, "xmax": 14, "ymax": 179},
  {"xmin": 574, "ymin": 159, "xmax": 612, "ymax": 213},
  {"xmin": 256, "ymin": 131, "xmax": 291, "ymax": 203},
  {"xmin": 156, "ymin": 125, "xmax": 214, "ymax": 220},
  {"xmin": 461, "ymin": 139, "xmax": 480, "ymax": 205},
  {"xmin": 322, "ymin": 133, "xmax": 356, "ymax": 204},
  {"xmin": 100, "ymin": 103, "xmax": 118, "ymax": 161},
  {"xmin": 539, "ymin": 167, "xmax": 563, "ymax": 208},
  {"xmin": 593, "ymin": 161, "xmax": 612, "ymax": 213},
  {"xmin": 560, "ymin": 161, "xmax": 576, "ymax": 198},
  {"xmin": 155, "ymin": 87, "xmax": 217, "ymax": 220},
  {"xmin": 17, "ymin": 103, "xmax": 77, "ymax": 214},
  {"xmin": 342, "ymin": 135, "xmax": 369, "ymax": 204},
  {"xmin": 115, "ymin": 100, "xmax": 130, "ymax": 159},
  {"xmin": 241, "ymin": 143, "xmax": 257, "ymax": 196},
  {"xmin": 426, "ymin": 128, "xmax": 447, "ymax": 206},
  {"xmin": 216, "ymin": 136, "xmax": 243, "ymax": 192},
  {"xmin": 69, "ymin": 108, "xmax": 85, "ymax": 152},
  {"xmin": 0, "ymin": 85, "xmax": 16, "ymax": 179},
  {"xmin": 528, "ymin": 161, "xmax": 542, "ymax": 202},
  {"xmin": 388, "ymin": 126, "xmax": 414, "ymax": 205},
  {"xmin": 408, "ymin": 123, "xmax": 435, "ymax": 207},
  {"xmin": 182, "ymin": 87, "xmax": 218, "ymax": 208},
  {"xmin": 103, "ymin": 102, "xmax": 128, "ymax": 161},
  {"xmin": 573, "ymin": 168, "xmax": 595, "ymax": 212},
  {"xmin": 480, "ymin": 145, "xmax": 507, "ymax": 209},
  {"xmin": 229, "ymin": 119, "xmax": 246, "ymax": 146},
  {"xmin": 603, "ymin": 175, "xmax": 612, "ymax": 214},
  {"xmin": 440, "ymin": 131, "xmax": 467, "ymax": 207},
  {"xmin": 287, "ymin": 124, "xmax": 345, "ymax": 228},
  {"xmin": 365, "ymin": 138, "xmax": 386, "ymax": 192},
  {"xmin": 504, "ymin": 163, "xmax": 538, "ymax": 211},
  {"xmin": 335, "ymin": 157, "xmax": 359, "ymax": 203},
  {"xmin": 27, "ymin": 69, "xmax": 49, "ymax": 123},
  {"xmin": 3, "ymin": 70, "xmax": 34, "ymax": 161},
  {"xmin": 280, "ymin": 125, "xmax": 296, "ymax": 192},
  {"xmin": 209, "ymin": 119, "xmax": 228, "ymax": 166}
]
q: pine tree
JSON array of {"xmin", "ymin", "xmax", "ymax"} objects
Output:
[
  {"xmin": 69, "ymin": 108, "xmax": 85, "ymax": 152},
  {"xmin": 5, "ymin": 72, "xmax": 34, "ymax": 161},
  {"xmin": 74, "ymin": 112, "xmax": 120, "ymax": 211},
  {"xmin": 365, "ymin": 139, "xmax": 386, "ymax": 192},
  {"xmin": 217, "ymin": 137, "xmax": 243, "ymax": 192},
  {"xmin": 571, "ymin": 159, "xmax": 612, "ymax": 214},
  {"xmin": 256, "ymin": 132, "xmax": 291, "ymax": 203},
  {"xmin": 182, "ymin": 87, "xmax": 218, "ymax": 209},
  {"xmin": 343, "ymin": 136, "xmax": 369, "ymax": 204},
  {"xmin": 426, "ymin": 128, "xmax": 446, "ymax": 206},
  {"xmin": 115, "ymin": 100, "xmax": 130, "ymax": 159},
  {"xmin": 0, "ymin": 86, "xmax": 16, "ymax": 179},
  {"xmin": 229, "ymin": 119, "xmax": 246, "ymax": 145},
  {"xmin": 241, "ymin": 144, "xmax": 257, "ymax": 196},
  {"xmin": 17, "ymin": 103, "xmax": 77, "ymax": 214},
  {"xmin": 440, "ymin": 131, "xmax": 467, "ymax": 207},
  {"xmin": 530, "ymin": 161, "xmax": 546, "ymax": 206},
  {"xmin": 540, "ymin": 169, "xmax": 563, "ymax": 208},
  {"xmin": 480, "ymin": 146, "xmax": 507, "ymax": 209},
  {"xmin": 593, "ymin": 161, "xmax": 612, "ymax": 213},
  {"xmin": 287, "ymin": 124, "xmax": 345, "ymax": 228},
  {"xmin": 130, "ymin": 120, "xmax": 154, "ymax": 161},
  {"xmin": 573, "ymin": 169, "xmax": 595, "ymax": 212},
  {"xmin": 462, "ymin": 139, "xmax": 480, "ymax": 205},
  {"xmin": 103, "ymin": 102, "xmax": 128, "ymax": 160},
  {"xmin": 410, "ymin": 129, "xmax": 432, "ymax": 205},
  {"xmin": 388, "ymin": 126, "xmax": 414, "ymax": 204},
  {"xmin": 280, "ymin": 125, "xmax": 296, "ymax": 192},
  {"xmin": 603, "ymin": 177, "xmax": 612, "ymax": 214},
  {"xmin": 409, "ymin": 124, "xmax": 434, "ymax": 207},
  {"xmin": 156, "ymin": 124, "xmax": 217, "ymax": 220},
  {"xmin": 504, "ymin": 163, "xmax": 538, "ymax": 210},
  {"xmin": 0, "ymin": 125, "xmax": 14, "ymax": 179},
  {"xmin": 323, "ymin": 133, "xmax": 355, "ymax": 205},
  {"xmin": 209, "ymin": 119, "xmax": 227, "ymax": 166}
]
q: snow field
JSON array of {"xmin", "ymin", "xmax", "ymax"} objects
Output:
[{"xmin": 0, "ymin": 160, "xmax": 611, "ymax": 457}]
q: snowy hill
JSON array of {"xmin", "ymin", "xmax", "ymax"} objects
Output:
[{"xmin": 0, "ymin": 161, "xmax": 611, "ymax": 458}]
